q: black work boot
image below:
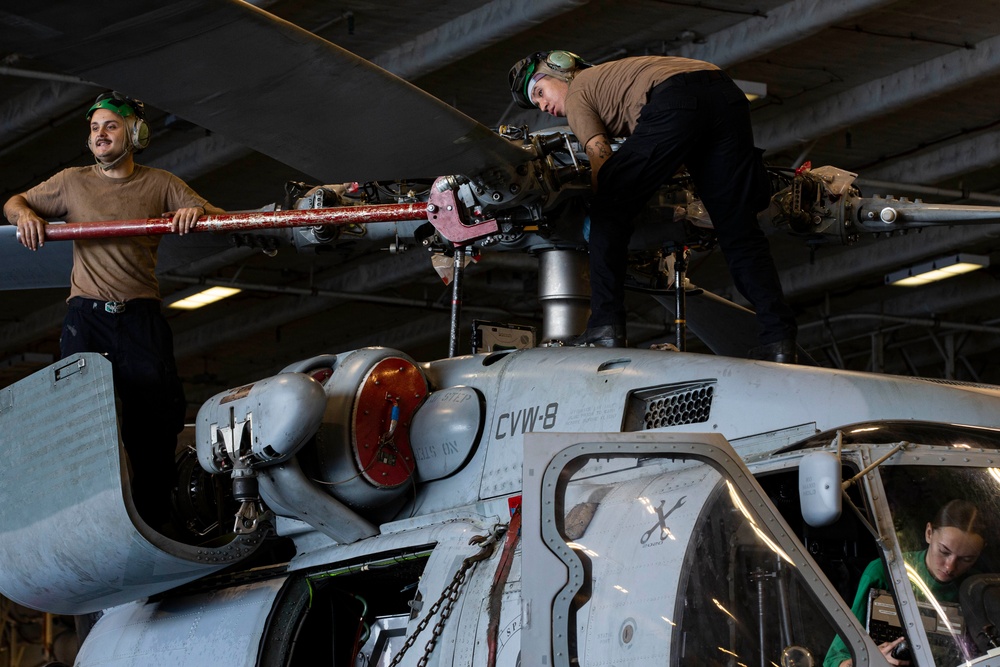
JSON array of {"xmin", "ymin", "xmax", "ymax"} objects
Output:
[
  {"xmin": 570, "ymin": 323, "xmax": 628, "ymax": 348},
  {"xmin": 748, "ymin": 339, "xmax": 797, "ymax": 364}
]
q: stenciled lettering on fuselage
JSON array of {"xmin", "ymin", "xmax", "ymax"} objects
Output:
[
  {"xmin": 413, "ymin": 440, "xmax": 464, "ymax": 461},
  {"xmin": 495, "ymin": 402, "xmax": 558, "ymax": 440},
  {"xmin": 641, "ymin": 496, "xmax": 687, "ymax": 546}
]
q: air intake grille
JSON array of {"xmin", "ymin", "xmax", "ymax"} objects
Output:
[{"xmin": 623, "ymin": 380, "xmax": 716, "ymax": 432}]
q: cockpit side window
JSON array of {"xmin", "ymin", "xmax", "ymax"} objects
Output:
[
  {"xmin": 672, "ymin": 478, "xmax": 849, "ymax": 667},
  {"xmin": 757, "ymin": 467, "xmax": 876, "ymax": 609}
]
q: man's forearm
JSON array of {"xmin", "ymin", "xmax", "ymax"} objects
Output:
[
  {"xmin": 3, "ymin": 194, "xmax": 31, "ymax": 225},
  {"xmin": 585, "ymin": 135, "xmax": 613, "ymax": 190}
]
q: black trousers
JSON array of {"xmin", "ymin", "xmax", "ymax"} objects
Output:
[
  {"xmin": 62, "ymin": 297, "xmax": 185, "ymax": 526},
  {"xmin": 587, "ymin": 69, "xmax": 797, "ymax": 346}
]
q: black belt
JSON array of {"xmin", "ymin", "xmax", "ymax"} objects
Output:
[
  {"xmin": 68, "ymin": 297, "xmax": 161, "ymax": 315},
  {"xmin": 652, "ymin": 68, "xmax": 726, "ymax": 94}
]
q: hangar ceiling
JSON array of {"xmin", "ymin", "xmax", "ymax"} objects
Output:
[{"xmin": 4, "ymin": 0, "xmax": 1000, "ymax": 410}]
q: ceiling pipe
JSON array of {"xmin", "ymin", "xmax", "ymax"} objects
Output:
[{"xmin": 800, "ymin": 313, "xmax": 1000, "ymax": 337}]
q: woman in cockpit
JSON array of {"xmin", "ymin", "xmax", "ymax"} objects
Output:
[{"xmin": 824, "ymin": 499, "xmax": 986, "ymax": 667}]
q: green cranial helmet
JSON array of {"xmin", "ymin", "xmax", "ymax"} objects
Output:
[
  {"xmin": 86, "ymin": 91, "xmax": 145, "ymax": 121},
  {"xmin": 508, "ymin": 50, "xmax": 590, "ymax": 109},
  {"xmin": 86, "ymin": 91, "xmax": 150, "ymax": 153}
]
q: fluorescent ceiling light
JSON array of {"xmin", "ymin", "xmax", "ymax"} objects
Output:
[
  {"xmin": 885, "ymin": 253, "xmax": 989, "ymax": 286},
  {"xmin": 167, "ymin": 286, "xmax": 241, "ymax": 310},
  {"xmin": 733, "ymin": 79, "xmax": 766, "ymax": 101}
]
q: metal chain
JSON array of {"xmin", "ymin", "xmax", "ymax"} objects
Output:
[{"xmin": 388, "ymin": 526, "xmax": 505, "ymax": 667}]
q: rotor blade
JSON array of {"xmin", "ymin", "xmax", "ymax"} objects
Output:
[{"xmin": 9, "ymin": 1, "xmax": 529, "ymax": 184}]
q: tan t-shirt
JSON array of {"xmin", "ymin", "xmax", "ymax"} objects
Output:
[
  {"xmin": 564, "ymin": 56, "xmax": 720, "ymax": 147},
  {"xmin": 23, "ymin": 164, "xmax": 210, "ymax": 302}
]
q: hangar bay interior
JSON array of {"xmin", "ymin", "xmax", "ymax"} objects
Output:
[
  {"xmin": 5, "ymin": 2, "xmax": 1000, "ymax": 664},
  {"xmin": 3, "ymin": 0, "xmax": 1000, "ymax": 399}
]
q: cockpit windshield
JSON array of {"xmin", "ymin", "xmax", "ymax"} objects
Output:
[{"xmin": 780, "ymin": 421, "xmax": 1000, "ymax": 453}]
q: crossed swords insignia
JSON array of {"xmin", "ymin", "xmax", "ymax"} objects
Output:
[{"xmin": 641, "ymin": 496, "xmax": 687, "ymax": 544}]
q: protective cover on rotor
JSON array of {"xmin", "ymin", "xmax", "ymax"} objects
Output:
[
  {"xmin": 196, "ymin": 372, "xmax": 328, "ymax": 474},
  {"xmin": 308, "ymin": 347, "xmax": 428, "ymax": 509}
]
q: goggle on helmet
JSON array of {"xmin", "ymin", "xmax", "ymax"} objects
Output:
[{"xmin": 86, "ymin": 91, "xmax": 146, "ymax": 121}]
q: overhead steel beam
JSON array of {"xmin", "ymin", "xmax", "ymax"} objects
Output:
[
  {"xmin": 373, "ymin": 0, "xmax": 589, "ymax": 80},
  {"xmin": 756, "ymin": 33, "xmax": 1000, "ymax": 154},
  {"xmin": 777, "ymin": 224, "xmax": 1000, "ymax": 299},
  {"xmin": 864, "ymin": 127, "xmax": 1000, "ymax": 186},
  {"xmin": 798, "ymin": 277, "xmax": 1000, "ymax": 347},
  {"xmin": 670, "ymin": 0, "xmax": 896, "ymax": 68}
]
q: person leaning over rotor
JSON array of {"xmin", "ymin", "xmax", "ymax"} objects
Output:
[
  {"xmin": 3, "ymin": 91, "xmax": 225, "ymax": 529},
  {"xmin": 509, "ymin": 51, "xmax": 798, "ymax": 361}
]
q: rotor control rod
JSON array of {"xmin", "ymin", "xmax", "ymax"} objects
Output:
[
  {"xmin": 33, "ymin": 203, "xmax": 429, "ymax": 241},
  {"xmin": 32, "ymin": 177, "xmax": 503, "ymax": 248}
]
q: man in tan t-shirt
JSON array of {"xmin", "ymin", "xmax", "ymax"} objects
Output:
[
  {"xmin": 3, "ymin": 91, "xmax": 224, "ymax": 528},
  {"xmin": 509, "ymin": 51, "xmax": 797, "ymax": 362}
]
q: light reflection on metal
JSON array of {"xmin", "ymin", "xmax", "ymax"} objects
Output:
[
  {"xmin": 640, "ymin": 497, "xmax": 655, "ymax": 514},
  {"xmin": 952, "ymin": 443, "xmax": 972, "ymax": 449},
  {"xmin": 849, "ymin": 426, "xmax": 880, "ymax": 433},
  {"xmin": 614, "ymin": 585, "xmax": 628, "ymax": 594},
  {"xmin": 988, "ymin": 468, "xmax": 1000, "ymax": 486},
  {"xmin": 713, "ymin": 598, "xmax": 736, "ymax": 620},
  {"xmin": 566, "ymin": 542, "xmax": 599, "ymax": 558},
  {"xmin": 905, "ymin": 561, "xmax": 970, "ymax": 660},
  {"xmin": 660, "ymin": 616, "xmax": 676, "ymax": 627},
  {"xmin": 718, "ymin": 647, "xmax": 738, "ymax": 657},
  {"xmin": 727, "ymin": 481, "xmax": 795, "ymax": 565}
]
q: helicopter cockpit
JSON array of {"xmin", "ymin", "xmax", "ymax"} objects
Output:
[
  {"xmin": 755, "ymin": 422, "xmax": 1000, "ymax": 667},
  {"xmin": 523, "ymin": 425, "xmax": 1000, "ymax": 667}
]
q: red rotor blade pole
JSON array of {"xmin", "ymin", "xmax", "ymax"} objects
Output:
[{"xmin": 40, "ymin": 203, "xmax": 428, "ymax": 241}]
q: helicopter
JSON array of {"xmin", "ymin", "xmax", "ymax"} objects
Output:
[
  {"xmin": 7, "ymin": 342, "xmax": 1000, "ymax": 667},
  {"xmin": 5, "ymin": 2, "xmax": 1000, "ymax": 666}
]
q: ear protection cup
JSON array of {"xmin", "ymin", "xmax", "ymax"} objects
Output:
[
  {"xmin": 129, "ymin": 117, "xmax": 150, "ymax": 151},
  {"xmin": 545, "ymin": 50, "xmax": 579, "ymax": 73},
  {"xmin": 509, "ymin": 51, "xmax": 592, "ymax": 109}
]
